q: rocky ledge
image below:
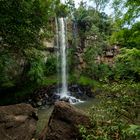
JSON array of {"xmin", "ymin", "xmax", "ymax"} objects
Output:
[
  {"xmin": 0, "ymin": 103, "xmax": 38, "ymax": 140},
  {"xmin": 39, "ymin": 101, "xmax": 90, "ymax": 140}
]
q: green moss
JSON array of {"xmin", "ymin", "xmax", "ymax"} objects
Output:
[
  {"xmin": 68, "ymin": 74, "xmax": 100, "ymax": 89},
  {"xmin": 42, "ymin": 75, "xmax": 58, "ymax": 86},
  {"xmin": 78, "ymin": 76, "xmax": 95, "ymax": 86}
]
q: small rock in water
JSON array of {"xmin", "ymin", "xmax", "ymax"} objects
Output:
[
  {"xmin": 70, "ymin": 98, "xmax": 77, "ymax": 103},
  {"xmin": 60, "ymin": 97, "xmax": 69, "ymax": 103},
  {"xmin": 45, "ymin": 93, "xmax": 48, "ymax": 98},
  {"xmin": 37, "ymin": 101, "xmax": 42, "ymax": 106},
  {"xmin": 52, "ymin": 94, "xmax": 60, "ymax": 100},
  {"xmin": 28, "ymin": 99, "xmax": 32, "ymax": 102},
  {"xmin": 60, "ymin": 96, "xmax": 82, "ymax": 104}
]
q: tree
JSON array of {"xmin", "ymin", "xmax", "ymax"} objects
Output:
[
  {"xmin": 0, "ymin": 0, "xmax": 55, "ymax": 50},
  {"xmin": 74, "ymin": 2, "xmax": 93, "ymax": 48},
  {"xmin": 114, "ymin": 48, "xmax": 140, "ymax": 81},
  {"xmin": 110, "ymin": 22, "xmax": 140, "ymax": 49},
  {"xmin": 89, "ymin": 0, "xmax": 110, "ymax": 12},
  {"xmin": 0, "ymin": 0, "xmax": 65, "ymax": 88},
  {"xmin": 112, "ymin": 0, "xmax": 140, "ymax": 25}
]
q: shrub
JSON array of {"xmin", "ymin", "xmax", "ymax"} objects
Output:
[
  {"xmin": 25, "ymin": 47, "xmax": 45, "ymax": 85},
  {"xmin": 0, "ymin": 52, "xmax": 22, "ymax": 88},
  {"xmin": 79, "ymin": 82, "xmax": 140, "ymax": 140},
  {"xmin": 45, "ymin": 55, "xmax": 57, "ymax": 76},
  {"xmin": 113, "ymin": 48, "xmax": 140, "ymax": 81}
]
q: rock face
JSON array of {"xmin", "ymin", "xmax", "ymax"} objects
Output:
[
  {"xmin": 69, "ymin": 84, "xmax": 94, "ymax": 98},
  {"xmin": 39, "ymin": 101, "xmax": 90, "ymax": 140},
  {"xmin": 29, "ymin": 85, "xmax": 56, "ymax": 107},
  {"xmin": 0, "ymin": 103, "xmax": 38, "ymax": 140}
]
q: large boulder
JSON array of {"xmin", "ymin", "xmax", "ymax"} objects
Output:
[
  {"xmin": 39, "ymin": 101, "xmax": 90, "ymax": 140},
  {"xmin": 0, "ymin": 103, "xmax": 38, "ymax": 140}
]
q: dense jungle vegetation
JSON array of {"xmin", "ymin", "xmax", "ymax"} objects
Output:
[{"xmin": 0, "ymin": 0, "xmax": 140, "ymax": 139}]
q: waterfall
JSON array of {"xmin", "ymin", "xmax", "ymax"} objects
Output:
[
  {"xmin": 59, "ymin": 18, "xmax": 68, "ymax": 97},
  {"xmin": 56, "ymin": 17, "xmax": 68, "ymax": 97},
  {"xmin": 55, "ymin": 0, "xmax": 68, "ymax": 98}
]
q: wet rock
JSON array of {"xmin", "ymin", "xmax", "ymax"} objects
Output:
[
  {"xmin": 51, "ymin": 94, "xmax": 60, "ymax": 100},
  {"xmin": 69, "ymin": 84, "xmax": 94, "ymax": 99},
  {"xmin": 27, "ymin": 84, "xmax": 94, "ymax": 107},
  {"xmin": 0, "ymin": 103, "xmax": 38, "ymax": 140},
  {"xmin": 39, "ymin": 101, "xmax": 90, "ymax": 140},
  {"xmin": 29, "ymin": 85, "xmax": 56, "ymax": 107},
  {"xmin": 60, "ymin": 97, "xmax": 69, "ymax": 102},
  {"xmin": 37, "ymin": 101, "xmax": 42, "ymax": 106},
  {"xmin": 70, "ymin": 98, "xmax": 78, "ymax": 103}
]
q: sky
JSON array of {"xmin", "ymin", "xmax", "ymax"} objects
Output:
[
  {"xmin": 60, "ymin": 0, "xmax": 113, "ymax": 15},
  {"xmin": 74, "ymin": 0, "xmax": 113, "ymax": 15}
]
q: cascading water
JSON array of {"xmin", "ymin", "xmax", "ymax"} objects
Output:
[
  {"xmin": 55, "ymin": 0, "xmax": 68, "ymax": 98},
  {"xmin": 58, "ymin": 18, "xmax": 68, "ymax": 97}
]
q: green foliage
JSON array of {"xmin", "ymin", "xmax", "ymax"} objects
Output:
[
  {"xmin": 79, "ymin": 82, "xmax": 140, "ymax": 140},
  {"xmin": 42, "ymin": 76, "xmax": 58, "ymax": 86},
  {"xmin": 72, "ymin": 4, "xmax": 113, "ymax": 80},
  {"xmin": 75, "ymin": 5, "xmax": 93, "ymax": 32},
  {"xmin": 124, "ymin": 125, "xmax": 140, "ymax": 139},
  {"xmin": 83, "ymin": 45, "xmax": 140, "ymax": 83},
  {"xmin": 90, "ymin": 0, "xmax": 110, "ymax": 12},
  {"xmin": 45, "ymin": 55, "xmax": 57, "ymax": 76},
  {"xmin": 112, "ymin": 0, "xmax": 140, "ymax": 25},
  {"xmin": 78, "ymin": 76, "xmax": 97, "ymax": 87},
  {"xmin": 97, "ymin": 64, "xmax": 112, "ymax": 82},
  {"xmin": 110, "ymin": 22, "xmax": 140, "ymax": 49},
  {"xmin": 113, "ymin": 48, "xmax": 140, "ymax": 81},
  {"xmin": 73, "ymin": 3, "xmax": 112, "ymax": 50},
  {"xmin": 0, "ymin": 0, "xmax": 64, "ymax": 89},
  {"xmin": 0, "ymin": 0, "xmax": 52, "ymax": 49},
  {"xmin": 75, "ymin": 5, "xmax": 112, "ymax": 36},
  {"xmin": 25, "ymin": 48, "xmax": 45, "ymax": 85},
  {"xmin": 110, "ymin": 0, "xmax": 140, "ymax": 50},
  {"xmin": 83, "ymin": 45, "xmax": 112, "ymax": 81},
  {"xmin": 82, "ymin": 46, "xmax": 98, "ymax": 79},
  {"xmin": 0, "ymin": 52, "xmax": 21, "ymax": 88},
  {"xmin": 55, "ymin": 3, "xmax": 69, "ymax": 17},
  {"xmin": 67, "ymin": 48, "xmax": 76, "ymax": 72}
]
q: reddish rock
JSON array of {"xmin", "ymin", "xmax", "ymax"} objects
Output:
[
  {"xmin": 0, "ymin": 103, "xmax": 38, "ymax": 140},
  {"xmin": 39, "ymin": 101, "xmax": 90, "ymax": 140}
]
